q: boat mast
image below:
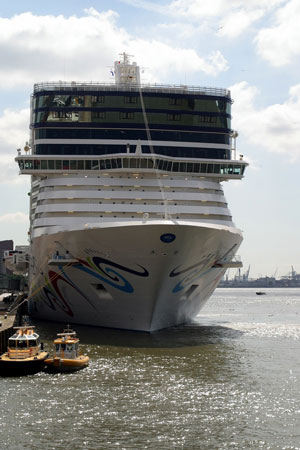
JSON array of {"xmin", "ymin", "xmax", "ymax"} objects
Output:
[{"xmin": 114, "ymin": 52, "xmax": 141, "ymax": 85}]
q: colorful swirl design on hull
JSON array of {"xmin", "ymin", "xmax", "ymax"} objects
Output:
[
  {"xmin": 42, "ymin": 270, "xmax": 74, "ymax": 316},
  {"xmin": 73, "ymin": 256, "xmax": 149, "ymax": 293},
  {"xmin": 169, "ymin": 253, "xmax": 216, "ymax": 293},
  {"xmin": 172, "ymin": 267, "xmax": 214, "ymax": 293},
  {"xmin": 36, "ymin": 255, "xmax": 149, "ymax": 316}
]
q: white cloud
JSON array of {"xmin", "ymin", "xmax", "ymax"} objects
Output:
[
  {"xmin": 118, "ymin": 0, "xmax": 167, "ymax": 13},
  {"xmin": 255, "ymin": 0, "xmax": 300, "ymax": 66},
  {"xmin": 167, "ymin": 0, "xmax": 286, "ymax": 37},
  {"xmin": 0, "ymin": 212, "xmax": 28, "ymax": 224},
  {"xmin": 230, "ymin": 81, "xmax": 300, "ymax": 161},
  {"xmin": 0, "ymin": 8, "xmax": 229, "ymax": 91},
  {"xmin": 0, "ymin": 108, "xmax": 30, "ymax": 184},
  {"xmin": 217, "ymin": 9, "xmax": 264, "ymax": 39},
  {"xmin": 0, "ymin": 108, "xmax": 29, "ymax": 147},
  {"xmin": 168, "ymin": 0, "xmax": 230, "ymax": 18},
  {"xmin": 0, "ymin": 9, "xmax": 124, "ymax": 89},
  {"xmin": 130, "ymin": 43, "xmax": 229, "ymax": 82},
  {"xmin": 168, "ymin": 0, "xmax": 285, "ymax": 18}
]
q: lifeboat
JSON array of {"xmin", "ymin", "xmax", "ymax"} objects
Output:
[
  {"xmin": 44, "ymin": 326, "xmax": 89, "ymax": 373},
  {"xmin": 0, "ymin": 325, "xmax": 48, "ymax": 376}
]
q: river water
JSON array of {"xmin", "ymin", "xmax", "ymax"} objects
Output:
[{"xmin": 1, "ymin": 288, "xmax": 300, "ymax": 449}]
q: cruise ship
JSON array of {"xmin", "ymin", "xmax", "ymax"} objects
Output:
[{"xmin": 16, "ymin": 53, "xmax": 247, "ymax": 332}]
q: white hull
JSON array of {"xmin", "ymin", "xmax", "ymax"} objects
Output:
[
  {"xmin": 17, "ymin": 59, "xmax": 247, "ymax": 332},
  {"xmin": 28, "ymin": 221, "xmax": 242, "ymax": 331}
]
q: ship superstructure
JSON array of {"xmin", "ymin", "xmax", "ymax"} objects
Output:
[{"xmin": 16, "ymin": 53, "xmax": 247, "ymax": 331}]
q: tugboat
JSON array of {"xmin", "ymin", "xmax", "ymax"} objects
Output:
[
  {"xmin": 44, "ymin": 326, "xmax": 89, "ymax": 373},
  {"xmin": 0, "ymin": 325, "xmax": 48, "ymax": 376}
]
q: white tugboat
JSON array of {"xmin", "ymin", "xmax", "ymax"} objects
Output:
[{"xmin": 0, "ymin": 326, "xmax": 48, "ymax": 376}]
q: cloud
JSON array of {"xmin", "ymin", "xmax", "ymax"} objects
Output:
[
  {"xmin": 168, "ymin": 0, "xmax": 285, "ymax": 19},
  {"xmin": 230, "ymin": 81, "xmax": 300, "ymax": 161},
  {"xmin": 0, "ymin": 8, "xmax": 229, "ymax": 91},
  {"xmin": 0, "ymin": 7, "xmax": 230, "ymax": 189},
  {"xmin": 130, "ymin": 44, "xmax": 229, "ymax": 82},
  {"xmin": 118, "ymin": 0, "xmax": 167, "ymax": 13},
  {"xmin": 167, "ymin": 0, "xmax": 286, "ymax": 38},
  {"xmin": 0, "ymin": 9, "xmax": 123, "ymax": 89},
  {"xmin": 0, "ymin": 212, "xmax": 28, "ymax": 224},
  {"xmin": 255, "ymin": 0, "xmax": 300, "ymax": 66},
  {"xmin": 0, "ymin": 108, "xmax": 30, "ymax": 184},
  {"xmin": 217, "ymin": 9, "xmax": 264, "ymax": 39}
]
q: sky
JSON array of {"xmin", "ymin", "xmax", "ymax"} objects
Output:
[{"xmin": 0, "ymin": 0, "xmax": 299, "ymax": 279}]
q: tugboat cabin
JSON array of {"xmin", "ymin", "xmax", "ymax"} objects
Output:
[
  {"xmin": 54, "ymin": 331, "xmax": 79, "ymax": 360},
  {"xmin": 8, "ymin": 326, "xmax": 42, "ymax": 359}
]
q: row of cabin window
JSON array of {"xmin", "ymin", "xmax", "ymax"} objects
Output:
[
  {"xmin": 34, "ymin": 128, "xmax": 230, "ymax": 144},
  {"xmin": 34, "ymin": 94, "xmax": 230, "ymax": 114},
  {"xmin": 18, "ymin": 158, "xmax": 245, "ymax": 175},
  {"xmin": 34, "ymin": 144, "xmax": 230, "ymax": 160},
  {"xmin": 35, "ymin": 95, "xmax": 226, "ymax": 107},
  {"xmin": 48, "ymin": 111, "xmax": 218, "ymax": 123}
]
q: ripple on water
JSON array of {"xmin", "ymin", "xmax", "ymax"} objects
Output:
[
  {"xmin": 227, "ymin": 322, "xmax": 300, "ymax": 339},
  {"xmin": 1, "ymin": 290, "xmax": 300, "ymax": 449}
]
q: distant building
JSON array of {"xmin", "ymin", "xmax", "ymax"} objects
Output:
[{"xmin": 0, "ymin": 240, "xmax": 13, "ymax": 274}]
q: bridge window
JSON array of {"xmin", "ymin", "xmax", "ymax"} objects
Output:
[
  {"xmin": 33, "ymin": 160, "xmax": 40, "ymax": 170},
  {"xmin": 19, "ymin": 157, "xmax": 245, "ymax": 177},
  {"xmin": 92, "ymin": 160, "xmax": 99, "ymax": 170},
  {"xmin": 167, "ymin": 114, "xmax": 181, "ymax": 121},
  {"xmin": 198, "ymin": 115, "xmax": 217, "ymax": 123},
  {"xmin": 25, "ymin": 160, "xmax": 33, "ymax": 169},
  {"xmin": 179, "ymin": 162, "xmax": 187, "ymax": 172},
  {"xmin": 92, "ymin": 111, "xmax": 106, "ymax": 119},
  {"xmin": 169, "ymin": 98, "xmax": 182, "ymax": 105},
  {"xmin": 120, "ymin": 112, "xmax": 134, "ymax": 119},
  {"xmin": 92, "ymin": 96, "xmax": 105, "ymax": 103},
  {"xmin": 70, "ymin": 160, "xmax": 77, "ymax": 170},
  {"xmin": 52, "ymin": 111, "xmax": 72, "ymax": 119},
  {"xmin": 124, "ymin": 96, "xmax": 137, "ymax": 104}
]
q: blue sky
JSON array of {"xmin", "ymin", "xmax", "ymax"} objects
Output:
[{"xmin": 0, "ymin": 0, "xmax": 299, "ymax": 279}]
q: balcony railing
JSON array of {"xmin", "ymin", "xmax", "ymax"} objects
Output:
[
  {"xmin": 15, "ymin": 153, "xmax": 247, "ymax": 179},
  {"xmin": 33, "ymin": 81, "xmax": 231, "ymax": 99}
]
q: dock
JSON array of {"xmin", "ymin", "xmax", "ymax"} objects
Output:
[{"xmin": 0, "ymin": 293, "xmax": 28, "ymax": 353}]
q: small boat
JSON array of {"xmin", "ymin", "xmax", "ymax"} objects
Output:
[
  {"xmin": 44, "ymin": 326, "xmax": 89, "ymax": 373},
  {"xmin": 0, "ymin": 325, "xmax": 48, "ymax": 376},
  {"xmin": 256, "ymin": 291, "xmax": 266, "ymax": 295}
]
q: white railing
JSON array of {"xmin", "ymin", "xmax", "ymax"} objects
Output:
[{"xmin": 33, "ymin": 81, "xmax": 231, "ymax": 99}]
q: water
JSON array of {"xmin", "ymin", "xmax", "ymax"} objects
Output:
[{"xmin": 1, "ymin": 288, "xmax": 300, "ymax": 449}]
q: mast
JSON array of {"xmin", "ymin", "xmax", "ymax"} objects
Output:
[{"xmin": 114, "ymin": 52, "xmax": 141, "ymax": 85}]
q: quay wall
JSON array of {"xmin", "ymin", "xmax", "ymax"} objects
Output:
[{"xmin": 0, "ymin": 293, "xmax": 27, "ymax": 353}]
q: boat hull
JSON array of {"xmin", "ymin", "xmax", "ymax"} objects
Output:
[
  {"xmin": 44, "ymin": 355, "xmax": 89, "ymax": 372},
  {"xmin": 28, "ymin": 222, "xmax": 242, "ymax": 332},
  {"xmin": 0, "ymin": 352, "xmax": 49, "ymax": 376}
]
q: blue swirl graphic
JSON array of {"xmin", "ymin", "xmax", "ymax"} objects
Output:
[
  {"xmin": 92, "ymin": 256, "xmax": 149, "ymax": 278},
  {"xmin": 74, "ymin": 264, "xmax": 134, "ymax": 293},
  {"xmin": 169, "ymin": 253, "xmax": 214, "ymax": 278},
  {"xmin": 172, "ymin": 267, "xmax": 213, "ymax": 293}
]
